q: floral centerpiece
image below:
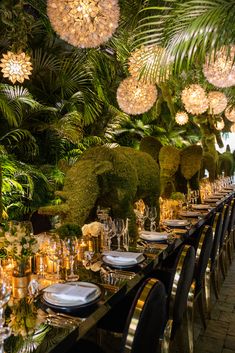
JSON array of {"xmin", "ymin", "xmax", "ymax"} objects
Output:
[{"xmin": 0, "ymin": 221, "xmax": 39, "ymax": 277}]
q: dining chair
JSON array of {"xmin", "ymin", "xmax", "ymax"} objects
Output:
[
  {"xmin": 219, "ymin": 203, "xmax": 231, "ymax": 279},
  {"xmin": 226, "ymin": 198, "xmax": 235, "ymax": 265},
  {"xmin": 68, "ymin": 278, "xmax": 167, "ymax": 353},
  {"xmin": 153, "ymin": 244, "xmax": 196, "ymax": 353}
]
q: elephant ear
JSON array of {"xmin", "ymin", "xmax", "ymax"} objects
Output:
[
  {"xmin": 94, "ymin": 161, "xmax": 113, "ymax": 175},
  {"xmin": 181, "ymin": 145, "xmax": 202, "ymax": 180},
  {"xmin": 159, "ymin": 146, "xmax": 180, "ymax": 177}
]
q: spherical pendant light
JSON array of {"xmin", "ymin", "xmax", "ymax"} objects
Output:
[
  {"xmin": 230, "ymin": 123, "xmax": 235, "ymax": 133},
  {"xmin": 47, "ymin": 0, "xmax": 120, "ymax": 48},
  {"xmin": 128, "ymin": 45, "xmax": 170, "ymax": 84},
  {"xmin": 225, "ymin": 106, "xmax": 235, "ymax": 122},
  {"xmin": 175, "ymin": 111, "xmax": 189, "ymax": 125},
  {"xmin": 208, "ymin": 91, "xmax": 227, "ymax": 115},
  {"xmin": 215, "ymin": 119, "xmax": 225, "ymax": 131},
  {"xmin": 181, "ymin": 84, "xmax": 208, "ymax": 115},
  {"xmin": 116, "ymin": 77, "xmax": 158, "ymax": 115},
  {"xmin": 203, "ymin": 46, "xmax": 235, "ymax": 88},
  {"xmin": 0, "ymin": 51, "xmax": 32, "ymax": 84}
]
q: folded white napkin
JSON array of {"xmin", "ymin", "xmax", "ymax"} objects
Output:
[
  {"xmin": 140, "ymin": 231, "xmax": 168, "ymax": 241},
  {"xmin": 44, "ymin": 283, "xmax": 96, "ymax": 301},
  {"xmin": 103, "ymin": 251, "xmax": 144, "ymax": 264}
]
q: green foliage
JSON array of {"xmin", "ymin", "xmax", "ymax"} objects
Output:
[
  {"xmin": 57, "ymin": 223, "xmax": 82, "ymax": 239},
  {"xmin": 159, "ymin": 146, "xmax": 180, "ymax": 178},
  {"xmin": 180, "ymin": 145, "xmax": 203, "ymax": 180},
  {"xmin": 218, "ymin": 152, "xmax": 234, "ymax": 177},
  {"xmin": 201, "ymin": 151, "xmax": 217, "ymax": 181},
  {"xmin": 139, "ymin": 136, "xmax": 163, "ymax": 162}
]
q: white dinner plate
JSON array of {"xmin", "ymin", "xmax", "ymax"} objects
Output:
[
  {"xmin": 140, "ymin": 232, "xmax": 169, "ymax": 242},
  {"xmin": 102, "ymin": 254, "xmax": 145, "ymax": 268},
  {"xmin": 179, "ymin": 211, "xmax": 203, "ymax": 218},
  {"xmin": 43, "ymin": 282, "xmax": 101, "ymax": 307},
  {"xmin": 191, "ymin": 204, "xmax": 211, "ymax": 210},
  {"xmin": 164, "ymin": 219, "xmax": 190, "ymax": 227}
]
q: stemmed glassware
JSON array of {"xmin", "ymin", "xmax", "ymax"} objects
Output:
[
  {"xmin": 47, "ymin": 238, "xmax": 63, "ymax": 280},
  {"xmin": 113, "ymin": 218, "xmax": 125, "ymax": 251},
  {"xmin": 103, "ymin": 217, "xmax": 115, "ymax": 251},
  {"xmin": 63, "ymin": 237, "xmax": 79, "ymax": 281},
  {"xmin": 0, "ymin": 267, "xmax": 11, "ymax": 348},
  {"xmin": 148, "ymin": 207, "xmax": 157, "ymax": 231}
]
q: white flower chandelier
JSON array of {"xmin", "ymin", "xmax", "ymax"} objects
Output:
[
  {"xmin": 0, "ymin": 51, "xmax": 32, "ymax": 84},
  {"xmin": 47, "ymin": 0, "xmax": 120, "ymax": 48},
  {"xmin": 128, "ymin": 45, "xmax": 170, "ymax": 84},
  {"xmin": 215, "ymin": 119, "xmax": 225, "ymax": 131},
  {"xmin": 175, "ymin": 111, "xmax": 189, "ymax": 125},
  {"xmin": 116, "ymin": 77, "xmax": 158, "ymax": 115},
  {"xmin": 225, "ymin": 106, "xmax": 235, "ymax": 122},
  {"xmin": 203, "ymin": 46, "xmax": 235, "ymax": 88},
  {"xmin": 181, "ymin": 84, "xmax": 208, "ymax": 115},
  {"xmin": 208, "ymin": 91, "xmax": 227, "ymax": 115},
  {"xmin": 230, "ymin": 123, "xmax": 235, "ymax": 133}
]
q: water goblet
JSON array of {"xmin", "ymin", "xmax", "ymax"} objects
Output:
[
  {"xmin": 63, "ymin": 237, "xmax": 79, "ymax": 281},
  {"xmin": 149, "ymin": 207, "xmax": 157, "ymax": 232},
  {"xmin": 113, "ymin": 218, "xmax": 125, "ymax": 251}
]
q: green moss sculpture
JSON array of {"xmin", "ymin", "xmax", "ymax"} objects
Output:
[
  {"xmin": 39, "ymin": 146, "xmax": 160, "ymax": 243},
  {"xmin": 201, "ymin": 152, "xmax": 217, "ymax": 181},
  {"xmin": 218, "ymin": 152, "xmax": 234, "ymax": 177},
  {"xmin": 180, "ymin": 145, "xmax": 203, "ymax": 180},
  {"xmin": 139, "ymin": 136, "xmax": 163, "ymax": 163},
  {"xmin": 159, "ymin": 146, "xmax": 180, "ymax": 197}
]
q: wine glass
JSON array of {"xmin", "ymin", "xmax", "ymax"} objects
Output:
[
  {"xmin": 113, "ymin": 218, "xmax": 125, "ymax": 251},
  {"xmin": 103, "ymin": 217, "xmax": 115, "ymax": 251},
  {"xmin": 47, "ymin": 238, "xmax": 63, "ymax": 280},
  {"xmin": 63, "ymin": 237, "xmax": 79, "ymax": 281},
  {"xmin": 149, "ymin": 207, "xmax": 157, "ymax": 232},
  {"xmin": 0, "ymin": 267, "xmax": 11, "ymax": 343}
]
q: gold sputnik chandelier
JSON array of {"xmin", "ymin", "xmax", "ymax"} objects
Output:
[
  {"xmin": 208, "ymin": 91, "xmax": 227, "ymax": 115},
  {"xmin": 128, "ymin": 45, "xmax": 171, "ymax": 84},
  {"xmin": 181, "ymin": 84, "xmax": 208, "ymax": 115},
  {"xmin": 0, "ymin": 51, "xmax": 32, "ymax": 84},
  {"xmin": 175, "ymin": 111, "xmax": 189, "ymax": 125},
  {"xmin": 203, "ymin": 46, "xmax": 235, "ymax": 88},
  {"xmin": 47, "ymin": 0, "xmax": 120, "ymax": 48},
  {"xmin": 225, "ymin": 106, "xmax": 235, "ymax": 123},
  {"xmin": 116, "ymin": 77, "xmax": 158, "ymax": 115},
  {"xmin": 215, "ymin": 118, "xmax": 225, "ymax": 131}
]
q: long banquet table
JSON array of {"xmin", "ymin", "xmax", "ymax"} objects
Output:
[{"xmin": 4, "ymin": 189, "xmax": 235, "ymax": 353}]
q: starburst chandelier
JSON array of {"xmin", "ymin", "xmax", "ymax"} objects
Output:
[
  {"xmin": 116, "ymin": 77, "xmax": 158, "ymax": 115},
  {"xmin": 0, "ymin": 51, "xmax": 32, "ymax": 84},
  {"xmin": 47, "ymin": 0, "xmax": 120, "ymax": 48},
  {"xmin": 203, "ymin": 46, "xmax": 235, "ymax": 88},
  {"xmin": 181, "ymin": 84, "xmax": 208, "ymax": 115},
  {"xmin": 175, "ymin": 111, "xmax": 189, "ymax": 125},
  {"xmin": 215, "ymin": 119, "xmax": 225, "ymax": 131},
  {"xmin": 208, "ymin": 91, "xmax": 227, "ymax": 115},
  {"xmin": 225, "ymin": 106, "xmax": 235, "ymax": 122},
  {"xmin": 128, "ymin": 45, "xmax": 171, "ymax": 84}
]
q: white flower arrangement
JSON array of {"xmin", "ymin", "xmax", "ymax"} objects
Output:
[{"xmin": 82, "ymin": 221, "xmax": 103, "ymax": 238}]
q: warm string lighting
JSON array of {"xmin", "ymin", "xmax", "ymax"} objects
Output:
[
  {"xmin": 116, "ymin": 76, "xmax": 158, "ymax": 115},
  {"xmin": 181, "ymin": 84, "xmax": 208, "ymax": 115},
  {"xmin": 0, "ymin": 51, "xmax": 32, "ymax": 84},
  {"xmin": 47, "ymin": 0, "xmax": 120, "ymax": 48},
  {"xmin": 175, "ymin": 111, "xmax": 189, "ymax": 125},
  {"xmin": 215, "ymin": 119, "xmax": 225, "ymax": 131},
  {"xmin": 128, "ymin": 45, "xmax": 171, "ymax": 84},
  {"xmin": 203, "ymin": 46, "xmax": 235, "ymax": 88},
  {"xmin": 225, "ymin": 106, "xmax": 235, "ymax": 122},
  {"xmin": 208, "ymin": 91, "xmax": 227, "ymax": 115}
]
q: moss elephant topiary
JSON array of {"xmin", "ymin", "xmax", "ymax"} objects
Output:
[
  {"xmin": 139, "ymin": 136, "xmax": 163, "ymax": 163},
  {"xmin": 218, "ymin": 152, "xmax": 234, "ymax": 177},
  {"xmin": 159, "ymin": 145, "xmax": 181, "ymax": 197},
  {"xmin": 39, "ymin": 146, "xmax": 160, "ymax": 243}
]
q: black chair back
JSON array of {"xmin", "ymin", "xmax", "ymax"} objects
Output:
[
  {"xmin": 194, "ymin": 225, "xmax": 213, "ymax": 292},
  {"xmin": 121, "ymin": 278, "xmax": 166, "ymax": 353},
  {"xmin": 210, "ymin": 213, "xmax": 223, "ymax": 267},
  {"xmin": 220, "ymin": 204, "xmax": 230, "ymax": 247},
  {"xmin": 228, "ymin": 198, "xmax": 235, "ymax": 234}
]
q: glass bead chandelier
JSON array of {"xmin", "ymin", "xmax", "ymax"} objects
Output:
[
  {"xmin": 203, "ymin": 46, "xmax": 235, "ymax": 88},
  {"xmin": 225, "ymin": 106, "xmax": 235, "ymax": 122},
  {"xmin": 215, "ymin": 118, "xmax": 225, "ymax": 131},
  {"xmin": 128, "ymin": 45, "xmax": 171, "ymax": 84},
  {"xmin": 208, "ymin": 91, "xmax": 227, "ymax": 115},
  {"xmin": 175, "ymin": 111, "xmax": 189, "ymax": 125},
  {"xmin": 116, "ymin": 77, "xmax": 158, "ymax": 115},
  {"xmin": 0, "ymin": 51, "xmax": 32, "ymax": 84},
  {"xmin": 181, "ymin": 84, "xmax": 208, "ymax": 115},
  {"xmin": 47, "ymin": 0, "xmax": 120, "ymax": 48}
]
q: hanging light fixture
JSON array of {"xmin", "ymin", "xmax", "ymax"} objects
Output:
[
  {"xmin": 208, "ymin": 91, "xmax": 227, "ymax": 115},
  {"xmin": 230, "ymin": 123, "xmax": 235, "ymax": 133},
  {"xmin": 128, "ymin": 45, "xmax": 171, "ymax": 84},
  {"xmin": 47, "ymin": 0, "xmax": 120, "ymax": 48},
  {"xmin": 175, "ymin": 111, "xmax": 189, "ymax": 125},
  {"xmin": 203, "ymin": 46, "xmax": 235, "ymax": 88},
  {"xmin": 0, "ymin": 51, "xmax": 32, "ymax": 84},
  {"xmin": 116, "ymin": 77, "xmax": 158, "ymax": 115},
  {"xmin": 181, "ymin": 84, "xmax": 208, "ymax": 115},
  {"xmin": 215, "ymin": 118, "xmax": 225, "ymax": 131},
  {"xmin": 225, "ymin": 106, "xmax": 235, "ymax": 122}
]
